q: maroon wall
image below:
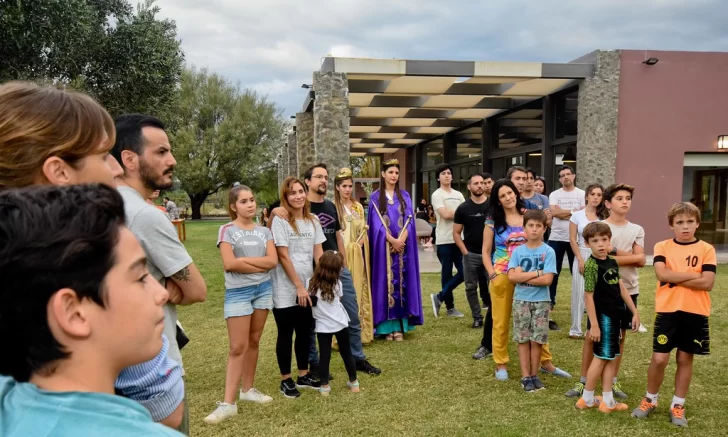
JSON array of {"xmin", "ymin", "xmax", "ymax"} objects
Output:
[{"xmin": 616, "ymin": 50, "xmax": 728, "ymax": 252}]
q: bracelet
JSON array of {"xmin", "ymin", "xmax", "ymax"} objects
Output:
[{"xmin": 536, "ymin": 270, "xmax": 541, "ymax": 278}]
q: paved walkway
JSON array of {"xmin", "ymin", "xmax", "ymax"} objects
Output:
[{"xmin": 416, "ymin": 245, "xmax": 728, "ymax": 273}]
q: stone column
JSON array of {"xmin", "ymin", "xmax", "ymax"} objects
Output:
[
  {"xmin": 287, "ymin": 132, "xmax": 298, "ymax": 179},
  {"xmin": 277, "ymin": 143, "xmax": 288, "ymax": 193},
  {"xmin": 296, "ymin": 111, "xmax": 315, "ymax": 178},
  {"xmin": 576, "ymin": 50, "xmax": 620, "ymax": 188},
  {"xmin": 313, "ymin": 71, "xmax": 350, "ymax": 196}
]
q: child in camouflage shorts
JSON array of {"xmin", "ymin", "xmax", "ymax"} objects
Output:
[{"xmin": 507, "ymin": 210, "xmax": 558, "ymax": 392}]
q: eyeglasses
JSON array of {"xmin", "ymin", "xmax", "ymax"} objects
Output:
[
  {"xmin": 559, "ymin": 173, "xmax": 573, "ymax": 178},
  {"xmin": 312, "ymin": 175, "xmax": 328, "ymax": 180}
]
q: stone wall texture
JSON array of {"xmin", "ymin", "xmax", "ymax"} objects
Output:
[
  {"xmin": 287, "ymin": 132, "xmax": 298, "ymax": 179},
  {"xmin": 277, "ymin": 147, "xmax": 287, "ymax": 193},
  {"xmin": 313, "ymin": 71, "xmax": 350, "ymax": 196},
  {"xmin": 576, "ymin": 50, "xmax": 620, "ymax": 188},
  {"xmin": 295, "ymin": 111, "xmax": 315, "ymax": 178}
]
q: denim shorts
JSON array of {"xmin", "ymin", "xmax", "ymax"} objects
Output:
[{"xmin": 224, "ymin": 280, "xmax": 273, "ymax": 319}]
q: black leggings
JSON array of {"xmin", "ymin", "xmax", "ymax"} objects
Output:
[
  {"xmin": 317, "ymin": 327, "xmax": 357, "ymax": 385},
  {"xmin": 273, "ymin": 306, "xmax": 313, "ymax": 376}
]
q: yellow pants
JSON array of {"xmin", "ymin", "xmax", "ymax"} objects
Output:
[{"xmin": 490, "ymin": 274, "xmax": 553, "ymax": 365}]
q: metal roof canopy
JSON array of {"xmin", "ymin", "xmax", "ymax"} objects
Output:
[{"xmin": 302, "ymin": 57, "xmax": 593, "ymax": 156}]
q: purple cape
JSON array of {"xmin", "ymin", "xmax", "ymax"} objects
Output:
[{"xmin": 367, "ymin": 189, "xmax": 423, "ymax": 327}]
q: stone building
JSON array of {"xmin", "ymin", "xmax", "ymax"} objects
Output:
[{"xmin": 283, "ymin": 49, "xmax": 728, "ymax": 252}]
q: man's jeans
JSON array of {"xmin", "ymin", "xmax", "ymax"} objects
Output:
[
  {"xmin": 546, "ymin": 240, "xmax": 575, "ymax": 307},
  {"xmin": 463, "ymin": 252, "xmax": 491, "ymax": 319},
  {"xmin": 309, "ymin": 267, "xmax": 366, "ymax": 367},
  {"xmin": 436, "ymin": 243, "xmax": 464, "ymax": 310}
]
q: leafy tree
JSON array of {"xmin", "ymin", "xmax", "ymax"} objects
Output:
[
  {"xmin": 351, "ymin": 156, "xmax": 380, "ymax": 178},
  {"xmin": 0, "ymin": 0, "xmax": 183, "ymax": 119},
  {"xmin": 171, "ymin": 67, "xmax": 286, "ymax": 219}
]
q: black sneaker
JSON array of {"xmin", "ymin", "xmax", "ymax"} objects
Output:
[
  {"xmin": 280, "ymin": 378, "xmax": 300, "ymax": 398},
  {"xmin": 356, "ymin": 359, "xmax": 382, "ymax": 375},
  {"xmin": 531, "ymin": 376, "xmax": 546, "ymax": 391},
  {"xmin": 549, "ymin": 320, "xmax": 561, "ymax": 331},
  {"xmin": 471, "ymin": 318, "xmax": 484, "ymax": 328},
  {"xmin": 522, "ymin": 377, "xmax": 536, "ymax": 393},
  {"xmin": 296, "ymin": 373, "xmax": 320, "ymax": 390},
  {"xmin": 472, "ymin": 345, "xmax": 492, "ymax": 360}
]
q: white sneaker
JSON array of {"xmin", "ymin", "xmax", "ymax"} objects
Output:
[
  {"xmin": 203, "ymin": 402, "xmax": 237, "ymax": 425},
  {"xmin": 638, "ymin": 324, "xmax": 648, "ymax": 333},
  {"xmin": 239, "ymin": 388, "xmax": 273, "ymax": 403}
]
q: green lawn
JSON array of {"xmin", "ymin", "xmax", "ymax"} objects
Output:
[{"xmin": 179, "ymin": 220, "xmax": 728, "ymax": 437}]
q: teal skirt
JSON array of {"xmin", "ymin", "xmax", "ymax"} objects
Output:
[{"xmin": 376, "ymin": 319, "xmax": 415, "ymax": 335}]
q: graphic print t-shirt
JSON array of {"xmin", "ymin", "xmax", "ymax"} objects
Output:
[
  {"xmin": 548, "ymin": 188, "xmax": 585, "ymax": 242},
  {"xmin": 507, "ymin": 243, "xmax": 557, "ymax": 302},
  {"xmin": 486, "ymin": 217, "xmax": 527, "ymax": 274},
  {"xmin": 583, "ymin": 255, "xmax": 625, "ymax": 316},
  {"xmin": 310, "ymin": 200, "xmax": 341, "ymax": 252},
  {"xmin": 270, "ymin": 215, "xmax": 326, "ymax": 308},
  {"xmin": 653, "ymin": 239, "xmax": 716, "ymax": 316},
  {"xmin": 217, "ymin": 223, "xmax": 273, "ymax": 289}
]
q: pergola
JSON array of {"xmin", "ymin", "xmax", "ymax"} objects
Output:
[{"xmin": 301, "ymin": 57, "xmax": 595, "ymax": 158}]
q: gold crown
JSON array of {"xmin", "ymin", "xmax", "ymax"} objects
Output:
[
  {"xmin": 337, "ymin": 168, "xmax": 353, "ymax": 178},
  {"xmin": 383, "ymin": 158, "xmax": 399, "ymax": 166}
]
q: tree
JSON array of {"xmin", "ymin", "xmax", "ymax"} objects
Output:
[
  {"xmin": 351, "ymin": 156, "xmax": 380, "ymax": 178},
  {"xmin": 0, "ymin": 0, "xmax": 183, "ymax": 119},
  {"xmin": 171, "ymin": 67, "xmax": 286, "ymax": 219}
]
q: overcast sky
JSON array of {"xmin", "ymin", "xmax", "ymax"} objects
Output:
[{"xmin": 154, "ymin": 0, "xmax": 728, "ymax": 115}]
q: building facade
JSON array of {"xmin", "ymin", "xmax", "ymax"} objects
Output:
[{"xmin": 279, "ymin": 49, "xmax": 728, "ymax": 253}]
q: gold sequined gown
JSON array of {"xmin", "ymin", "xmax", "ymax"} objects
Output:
[{"xmin": 341, "ymin": 202, "xmax": 374, "ymax": 344}]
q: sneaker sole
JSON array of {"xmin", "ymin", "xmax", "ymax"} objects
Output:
[
  {"xmin": 240, "ymin": 397, "xmax": 273, "ymax": 403},
  {"xmin": 280, "ymin": 390, "xmax": 300, "ymax": 399},
  {"xmin": 430, "ymin": 294, "xmax": 439, "ymax": 318},
  {"xmin": 295, "ymin": 384, "xmax": 320, "ymax": 390}
]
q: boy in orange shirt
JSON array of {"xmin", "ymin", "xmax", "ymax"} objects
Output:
[{"xmin": 632, "ymin": 202, "xmax": 716, "ymax": 427}]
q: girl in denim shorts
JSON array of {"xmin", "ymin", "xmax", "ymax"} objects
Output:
[{"xmin": 204, "ymin": 185, "xmax": 278, "ymax": 425}]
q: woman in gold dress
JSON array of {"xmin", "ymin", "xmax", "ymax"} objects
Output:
[{"xmin": 334, "ymin": 168, "xmax": 374, "ymax": 344}]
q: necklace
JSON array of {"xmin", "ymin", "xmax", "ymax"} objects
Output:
[{"xmin": 385, "ymin": 190, "xmax": 395, "ymax": 205}]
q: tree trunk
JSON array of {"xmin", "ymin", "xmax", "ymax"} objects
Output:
[{"xmin": 188, "ymin": 192, "xmax": 209, "ymax": 220}]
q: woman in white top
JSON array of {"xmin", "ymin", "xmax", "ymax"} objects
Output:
[
  {"xmin": 307, "ymin": 251, "xmax": 360, "ymax": 396},
  {"xmin": 269, "ymin": 177, "xmax": 326, "ymax": 399},
  {"xmin": 568, "ymin": 184, "xmax": 609, "ymax": 338},
  {"xmin": 205, "ymin": 185, "xmax": 278, "ymax": 425}
]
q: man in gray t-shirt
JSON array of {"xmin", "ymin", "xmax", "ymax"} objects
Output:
[
  {"xmin": 217, "ymin": 223, "xmax": 273, "ymax": 290},
  {"xmin": 113, "ymin": 114, "xmax": 207, "ymax": 433}
]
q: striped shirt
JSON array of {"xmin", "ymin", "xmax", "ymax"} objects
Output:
[{"xmin": 115, "ymin": 335, "xmax": 184, "ymax": 422}]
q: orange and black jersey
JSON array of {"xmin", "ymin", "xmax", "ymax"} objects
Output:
[{"xmin": 653, "ymin": 239, "xmax": 716, "ymax": 316}]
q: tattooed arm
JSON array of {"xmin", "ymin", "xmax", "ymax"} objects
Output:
[{"xmin": 167, "ymin": 263, "xmax": 207, "ymax": 304}]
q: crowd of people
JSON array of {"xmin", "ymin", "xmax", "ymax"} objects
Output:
[{"xmin": 0, "ymin": 80, "xmax": 717, "ymax": 436}]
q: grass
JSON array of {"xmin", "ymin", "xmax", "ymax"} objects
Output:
[{"xmin": 178, "ymin": 220, "xmax": 728, "ymax": 437}]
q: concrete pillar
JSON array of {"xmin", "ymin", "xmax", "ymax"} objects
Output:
[
  {"xmin": 287, "ymin": 132, "xmax": 298, "ymax": 179},
  {"xmin": 296, "ymin": 112, "xmax": 315, "ymax": 178},
  {"xmin": 313, "ymin": 71, "xmax": 350, "ymax": 196},
  {"xmin": 576, "ymin": 50, "xmax": 621, "ymax": 188}
]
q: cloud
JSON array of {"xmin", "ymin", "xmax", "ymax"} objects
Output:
[{"xmin": 154, "ymin": 0, "xmax": 728, "ymax": 115}]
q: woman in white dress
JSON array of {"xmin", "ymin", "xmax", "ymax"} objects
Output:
[{"xmin": 568, "ymin": 184, "xmax": 609, "ymax": 338}]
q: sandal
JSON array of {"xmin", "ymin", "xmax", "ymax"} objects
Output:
[
  {"xmin": 347, "ymin": 380, "xmax": 360, "ymax": 393},
  {"xmin": 393, "ymin": 332, "xmax": 404, "ymax": 342},
  {"xmin": 385, "ymin": 334, "xmax": 394, "ymax": 341}
]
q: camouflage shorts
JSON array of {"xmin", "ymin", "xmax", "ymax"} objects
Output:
[{"xmin": 512, "ymin": 300, "xmax": 550, "ymax": 344}]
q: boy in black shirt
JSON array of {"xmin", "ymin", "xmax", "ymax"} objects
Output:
[{"xmin": 576, "ymin": 222, "xmax": 640, "ymax": 413}]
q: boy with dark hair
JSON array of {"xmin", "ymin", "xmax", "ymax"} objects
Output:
[
  {"xmin": 576, "ymin": 222, "xmax": 640, "ymax": 413},
  {"xmin": 431, "ymin": 162, "xmax": 466, "ymax": 318},
  {"xmin": 0, "ymin": 184, "xmax": 182, "ymax": 436},
  {"xmin": 507, "ymin": 210, "xmax": 557, "ymax": 392},
  {"xmin": 522, "ymin": 168, "xmax": 550, "ymax": 211},
  {"xmin": 632, "ymin": 202, "xmax": 716, "ymax": 427}
]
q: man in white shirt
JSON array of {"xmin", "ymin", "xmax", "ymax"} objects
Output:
[
  {"xmin": 429, "ymin": 163, "xmax": 466, "ymax": 318},
  {"xmin": 547, "ymin": 165, "xmax": 585, "ymax": 331}
]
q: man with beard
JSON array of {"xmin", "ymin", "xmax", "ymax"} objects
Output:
[
  {"xmin": 113, "ymin": 114, "xmax": 208, "ymax": 435},
  {"xmin": 453, "ymin": 173, "xmax": 492, "ymax": 330}
]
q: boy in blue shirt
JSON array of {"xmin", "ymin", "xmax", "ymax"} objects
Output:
[
  {"xmin": 0, "ymin": 185, "xmax": 182, "ymax": 437},
  {"xmin": 507, "ymin": 210, "xmax": 557, "ymax": 392}
]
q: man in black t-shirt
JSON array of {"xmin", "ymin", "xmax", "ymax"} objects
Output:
[
  {"xmin": 303, "ymin": 164, "xmax": 381, "ymax": 376},
  {"xmin": 454, "ymin": 173, "xmax": 492, "ymax": 332}
]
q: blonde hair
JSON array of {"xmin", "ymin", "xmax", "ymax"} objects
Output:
[
  {"xmin": 279, "ymin": 176, "xmax": 312, "ymax": 234},
  {"xmin": 0, "ymin": 82, "xmax": 115, "ymax": 190},
  {"xmin": 667, "ymin": 202, "xmax": 701, "ymax": 226}
]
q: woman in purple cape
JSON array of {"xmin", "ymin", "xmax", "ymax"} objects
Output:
[{"xmin": 367, "ymin": 159, "xmax": 423, "ymax": 341}]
